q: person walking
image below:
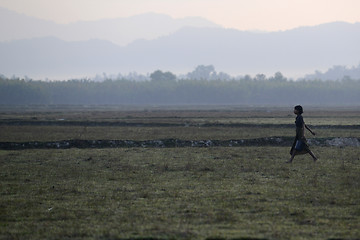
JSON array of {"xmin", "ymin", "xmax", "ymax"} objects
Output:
[{"xmin": 287, "ymin": 105, "xmax": 317, "ymax": 163}]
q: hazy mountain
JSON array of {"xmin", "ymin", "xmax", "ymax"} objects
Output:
[
  {"xmin": 145, "ymin": 22, "xmax": 360, "ymax": 77},
  {"xmin": 0, "ymin": 37, "xmax": 122, "ymax": 78},
  {"xmin": 0, "ymin": 22, "xmax": 359, "ymax": 79},
  {"xmin": 0, "ymin": 7, "xmax": 220, "ymax": 46}
]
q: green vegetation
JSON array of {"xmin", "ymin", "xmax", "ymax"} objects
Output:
[
  {"xmin": 1, "ymin": 106, "xmax": 359, "ymax": 239},
  {"xmin": 1, "ymin": 75, "xmax": 360, "ymax": 105}
]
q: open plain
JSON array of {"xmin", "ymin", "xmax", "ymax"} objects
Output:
[{"xmin": 1, "ymin": 105, "xmax": 359, "ymax": 240}]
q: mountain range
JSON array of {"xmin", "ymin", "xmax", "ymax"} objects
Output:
[
  {"xmin": 0, "ymin": 7, "xmax": 220, "ymax": 46},
  {"xmin": 1, "ymin": 7, "xmax": 359, "ymax": 79}
]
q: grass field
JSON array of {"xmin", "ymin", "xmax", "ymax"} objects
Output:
[{"xmin": 1, "ymin": 106, "xmax": 360, "ymax": 240}]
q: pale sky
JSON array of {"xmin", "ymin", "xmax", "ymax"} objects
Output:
[{"xmin": 0, "ymin": 0, "xmax": 359, "ymax": 31}]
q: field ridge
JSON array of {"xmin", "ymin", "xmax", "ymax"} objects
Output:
[
  {"xmin": 1, "ymin": 137, "xmax": 359, "ymax": 150},
  {"xmin": 1, "ymin": 120, "xmax": 360, "ymax": 129}
]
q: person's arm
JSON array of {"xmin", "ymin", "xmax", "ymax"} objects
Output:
[{"xmin": 305, "ymin": 124, "xmax": 316, "ymax": 135}]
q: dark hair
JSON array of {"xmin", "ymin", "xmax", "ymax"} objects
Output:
[{"xmin": 294, "ymin": 105, "xmax": 303, "ymax": 114}]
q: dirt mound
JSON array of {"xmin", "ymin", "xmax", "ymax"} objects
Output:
[
  {"xmin": 1, "ymin": 137, "xmax": 359, "ymax": 150},
  {"xmin": 325, "ymin": 137, "xmax": 360, "ymax": 147}
]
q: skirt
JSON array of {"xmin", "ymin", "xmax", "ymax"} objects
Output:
[{"xmin": 290, "ymin": 137, "xmax": 311, "ymax": 155}]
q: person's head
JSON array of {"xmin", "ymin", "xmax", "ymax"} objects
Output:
[{"xmin": 294, "ymin": 105, "xmax": 303, "ymax": 115}]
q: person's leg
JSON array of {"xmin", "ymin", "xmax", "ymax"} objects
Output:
[
  {"xmin": 308, "ymin": 150, "xmax": 317, "ymax": 162},
  {"xmin": 287, "ymin": 149, "xmax": 296, "ymax": 163}
]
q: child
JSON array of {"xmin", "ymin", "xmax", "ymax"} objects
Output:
[{"xmin": 287, "ymin": 105, "xmax": 317, "ymax": 163}]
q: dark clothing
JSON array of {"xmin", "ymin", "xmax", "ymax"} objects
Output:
[
  {"xmin": 290, "ymin": 114, "xmax": 310, "ymax": 155},
  {"xmin": 295, "ymin": 115, "xmax": 304, "ymax": 129},
  {"xmin": 295, "ymin": 115, "xmax": 304, "ymax": 140}
]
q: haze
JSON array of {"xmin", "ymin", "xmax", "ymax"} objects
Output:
[
  {"xmin": 1, "ymin": 0, "xmax": 359, "ymax": 31},
  {"xmin": 1, "ymin": 0, "xmax": 360, "ymax": 79}
]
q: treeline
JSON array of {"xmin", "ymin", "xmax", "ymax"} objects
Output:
[
  {"xmin": 305, "ymin": 64, "xmax": 360, "ymax": 81},
  {"xmin": 1, "ymin": 75, "xmax": 360, "ymax": 106}
]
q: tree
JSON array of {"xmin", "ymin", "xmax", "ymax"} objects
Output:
[
  {"xmin": 216, "ymin": 72, "xmax": 231, "ymax": 81},
  {"xmin": 150, "ymin": 70, "xmax": 176, "ymax": 82},
  {"xmin": 270, "ymin": 72, "xmax": 286, "ymax": 82},
  {"xmin": 187, "ymin": 65, "xmax": 216, "ymax": 80},
  {"xmin": 255, "ymin": 74, "xmax": 266, "ymax": 81}
]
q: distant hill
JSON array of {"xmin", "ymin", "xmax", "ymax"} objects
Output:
[
  {"xmin": 0, "ymin": 37, "xmax": 122, "ymax": 78},
  {"xmin": 0, "ymin": 21, "xmax": 359, "ymax": 79},
  {"xmin": 0, "ymin": 7, "xmax": 220, "ymax": 46}
]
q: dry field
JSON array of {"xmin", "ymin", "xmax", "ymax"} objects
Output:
[{"xmin": 1, "ymin": 105, "xmax": 359, "ymax": 240}]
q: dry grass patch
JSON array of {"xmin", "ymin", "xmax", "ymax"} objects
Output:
[{"xmin": 1, "ymin": 147, "xmax": 359, "ymax": 239}]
